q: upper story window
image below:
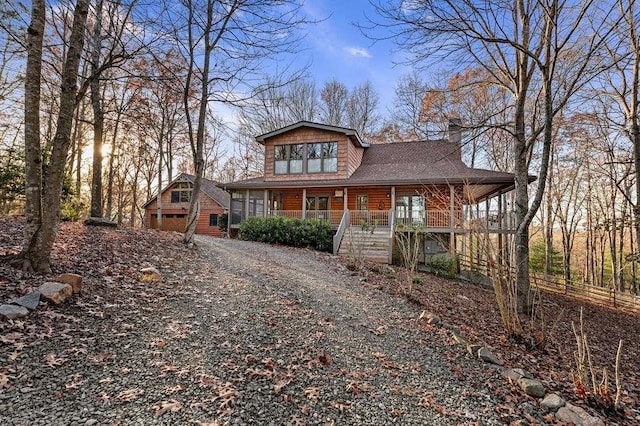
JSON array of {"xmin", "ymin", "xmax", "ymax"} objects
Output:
[
  {"xmin": 170, "ymin": 182, "xmax": 192, "ymax": 203},
  {"xmin": 275, "ymin": 142, "xmax": 338, "ymax": 175},
  {"xmin": 275, "ymin": 144, "xmax": 303, "ymax": 174}
]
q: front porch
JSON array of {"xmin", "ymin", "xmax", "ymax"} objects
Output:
[{"xmin": 228, "ymin": 184, "xmax": 516, "ymax": 263}]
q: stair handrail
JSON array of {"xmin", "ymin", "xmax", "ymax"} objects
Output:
[
  {"xmin": 333, "ymin": 210, "xmax": 350, "ymax": 255},
  {"xmin": 387, "ymin": 208, "xmax": 395, "ymax": 264}
]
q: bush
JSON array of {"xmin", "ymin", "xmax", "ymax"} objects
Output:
[
  {"xmin": 217, "ymin": 213, "xmax": 228, "ymax": 232},
  {"xmin": 238, "ymin": 216, "xmax": 333, "ymax": 252},
  {"xmin": 425, "ymin": 255, "xmax": 458, "ymax": 278},
  {"xmin": 60, "ymin": 196, "xmax": 87, "ymax": 222}
]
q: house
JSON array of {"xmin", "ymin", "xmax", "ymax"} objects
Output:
[
  {"xmin": 143, "ymin": 173, "xmax": 229, "ymax": 237},
  {"xmin": 220, "ymin": 120, "xmax": 528, "ymax": 263}
]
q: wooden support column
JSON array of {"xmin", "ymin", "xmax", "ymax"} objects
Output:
[
  {"xmin": 244, "ymin": 189, "xmax": 250, "ymax": 220},
  {"xmin": 344, "ymin": 187, "xmax": 348, "ymax": 211},
  {"xmin": 263, "ymin": 189, "xmax": 269, "ymax": 217},
  {"xmin": 449, "ymin": 185, "xmax": 455, "ymax": 258},
  {"xmin": 302, "ymin": 188, "xmax": 307, "ymax": 219},
  {"xmin": 497, "ymin": 191, "xmax": 503, "ymax": 264}
]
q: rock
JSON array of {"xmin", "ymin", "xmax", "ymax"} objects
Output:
[
  {"xmin": 502, "ymin": 368, "xmax": 531, "ymax": 382},
  {"xmin": 85, "ymin": 419, "xmax": 98, "ymax": 426},
  {"xmin": 478, "ymin": 347, "xmax": 503, "ymax": 365},
  {"xmin": 57, "ymin": 273, "xmax": 83, "ymax": 294},
  {"xmin": 12, "ymin": 292, "xmax": 41, "ymax": 310},
  {"xmin": 556, "ymin": 403, "xmax": 604, "ymax": 426},
  {"xmin": 38, "ymin": 282, "xmax": 73, "ymax": 305},
  {"xmin": 84, "ymin": 217, "xmax": 117, "ymax": 227},
  {"xmin": 541, "ymin": 393, "xmax": 565, "ymax": 411},
  {"xmin": 140, "ymin": 267, "xmax": 162, "ymax": 283},
  {"xmin": 0, "ymin": 304, "xmax": 29, "ymax": 320},
  {"xmin": 517, "ymin": 378, "xmax": 545, "ymax": 397}
]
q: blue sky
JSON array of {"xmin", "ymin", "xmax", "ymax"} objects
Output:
[{"xmin": 300, "ymin": 0, "xmax": 410, "ymax": 109}]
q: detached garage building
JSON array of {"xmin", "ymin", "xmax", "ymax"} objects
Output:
[{"xmin": 143, "ymin": 173, "xmax": 229, "ymax": 237}]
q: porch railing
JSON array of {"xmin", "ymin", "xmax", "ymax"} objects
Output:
[
  {"xmin": 395, "ymin": 210, "xmax": 464, "ymax": 228},
  {"xmin": 266, "ymin": 209, "xmax": 514, "ymax": 231},
  {"xmin": 468, "ymin": 210, "xmax": 517, "ymax": 231},
  {"xmin": 349, "ymin": 210, "xmax": 392, "ymax": 227}
]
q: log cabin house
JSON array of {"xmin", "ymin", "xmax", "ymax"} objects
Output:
[
  {"xmin": 221, "ymin": 120, "xmax": 527, "ymax": 263},
  {"xmin": 143, "ymin": 173, "xmax": 229, "ymax": 237}
]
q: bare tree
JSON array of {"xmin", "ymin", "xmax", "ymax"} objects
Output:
[
  {"xmin": 346, "ymin": 81, "xmax": 380, "ymax": 139},
  {"xmin": 368, "ymin": 0, "xmax": 620, "ymax": 312},
  {"xmin": 20, "ymin": 0, "xmax": 90, "ymax": 272},
  {"xmin": 319, "ymin": 79, "xmax": 348, "ymax": 126},
  {"xmin": 161, "ymin": 0, "xmax": 310, "ymax": 244},
  {"xmin": 390, "ymin": 72, "xmax": 430, "ymax": 140}
]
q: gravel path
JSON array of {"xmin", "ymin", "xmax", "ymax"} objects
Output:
[{"xmin": 1, "ymin": 236, "xmax": 518, "ymax": 425}]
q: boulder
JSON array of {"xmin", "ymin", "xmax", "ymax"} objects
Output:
[
  {"xmin": 57, "ymin": 273, "xmax": 83, "ymax": 294},
  {"xmin": 541, "ymin": 393, "xmax": 565, "ymax": 411},
  {"xmin": 556, "ymin": 403, "xmax": 604, "ymax": 426},
  {"xmin": 502, "ymin": 368, "xmax": 532, "ymax": 382},
  {"xmin": 12, "ymin": 291, "xmax": 41, "ymax": 310},
  {"xmin": 517, "ymin": 377, "xmax": 545, "ymax": 397},
  {"xmin": 0, "ymin": 304, "xmax": 29, "ymax": 320},
  {"xmin": 140, "ymin": 267, "xmax": 162, "ymax": 283},
  {"xmin": 478, "ymin": 347, "xmax": 503, "ymax": 365},
  {"xmin": 38, "ymin": 282, "xmax": 73, "ymax": 304}
]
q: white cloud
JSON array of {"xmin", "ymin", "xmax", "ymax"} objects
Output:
[{"xmin": 343, "ymin": 46, "xmax": 372, "ymax": 58}]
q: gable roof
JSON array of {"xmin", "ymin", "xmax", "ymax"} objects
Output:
[
  {"xmin": 142, "ymin": 173, "xmax": 230, "ymax": 209},
  {"xmin": 255, "ymin": 121, "xmax": 369, "ymax": 148}
]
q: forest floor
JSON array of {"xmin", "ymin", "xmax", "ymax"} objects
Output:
[{"xmin": 0, "ymin": 216, "xmax": 638, "ymax": 424}]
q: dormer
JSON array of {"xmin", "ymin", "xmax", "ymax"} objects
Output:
[{"xmin": 256, "ymin": 121, "xmax": 368, "ymax": 182}]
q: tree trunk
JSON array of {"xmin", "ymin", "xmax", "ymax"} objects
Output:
[
  {"xmin": 90, "ymin": 0, "xmax": 104, "ymax": 218},
  {"xmin": 21, "ymin": 0, "xmax": 90, "ymax": 272},
  {"xmin": 21, "ymin": 0, "xmax": 46, "ymax": 272}
]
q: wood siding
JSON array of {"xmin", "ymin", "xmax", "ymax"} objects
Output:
[
  {"xmin": 262, "ymin": 127, "xmax": 363, "ymax": 182},
  {"xmin": 346, "ymin": 143, "xmax": 364, "ymax": 177},
  {"xmin": 145, "ymin": 183, "xmax": 225, "ymax": 237}
]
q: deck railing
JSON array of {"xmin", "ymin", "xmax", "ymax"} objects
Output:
[{"xmin": 266, "ymin": 209, "xmax": 515, "ymax": 231}]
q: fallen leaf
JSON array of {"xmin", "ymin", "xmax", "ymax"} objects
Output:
[{"xmin": 153, "ymin": 399, "xmax": 182, "ymax": 417}]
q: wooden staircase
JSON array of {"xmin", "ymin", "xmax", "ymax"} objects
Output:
[{"xmin": 337, "ymin": 226, "xmax": 392, "ymax": 264}]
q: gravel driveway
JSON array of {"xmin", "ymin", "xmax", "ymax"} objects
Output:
[{"xmin": 1, "ymin": 236, "xmax": 513, "ymax": 425}]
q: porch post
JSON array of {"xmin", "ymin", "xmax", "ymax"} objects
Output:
[
  {"xmin": 449, "ymin": 185, "xmax": 455, "ymax": 258},
  {"xmin": 263, "ymin": 189, "xmax": 268, "ymax": 217},
  {"xmin": 344, "ymin": 187, "xmax": 348, "ymax": 211},
  {"xmin": 302, "ymin": 188, "xmax": 307, "ymax": 219},
  {"xmin": 391, "ymin": 186, "xmax": 396, "ymax": 212},
  {"xmin": 497, "ymin": 191, "xmax": 503, "ymax": 264},
  {"xmin": 245, "ymin": 189, "xmax": 250, "ymax": 220}
]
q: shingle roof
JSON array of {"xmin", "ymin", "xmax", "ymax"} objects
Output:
[
  {"xmin": 143, "ymin": 173, "xmax": 230, "ymax": 208},
  {"xmin": 348, "ymin": 140, "xmax": 518, "ymax": 184},
  {"xmin": 221, "ymin": 140, "xmax": 521, "ymax": 190}
]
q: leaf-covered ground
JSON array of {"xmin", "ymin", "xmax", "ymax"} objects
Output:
[
  {"xmin": 355, "ymin": 260, "xmax": 640, "ymax": 423},
  {"xmin": 0, "ymin": 216, "xmax": 638, "ymax": 424}
]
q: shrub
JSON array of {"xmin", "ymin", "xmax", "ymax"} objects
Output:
[
  {"xmin": 425, "ymin": 255, "xmax": 458, "ymax": 278},
  {"xmin": 217, "ymin": 213, "xmax": 228, "ymax": 232},
  {"xmin": 239, "ymin": 216, "xmax": 333, "ymax": 252}
]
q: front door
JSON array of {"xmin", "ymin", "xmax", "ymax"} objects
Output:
[{"xmin": 306, "ymin": 196, "xmax": 329, "ymax": 220}]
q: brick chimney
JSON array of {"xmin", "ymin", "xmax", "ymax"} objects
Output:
[{"xmin": 448, "ymin": 117, "xmax": 462, "ymax": 159}]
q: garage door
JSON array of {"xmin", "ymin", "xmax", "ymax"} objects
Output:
[{"xmin": 150, "ymin": 214, "xmax": 187, "ymax": 232}]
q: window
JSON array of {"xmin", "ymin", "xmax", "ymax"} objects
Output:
[
  {"xmin": 248, "ymin": 190, "xmax": 264, "ymax": 216},
  {"xmin": 231, "ymin": 191, "xmax": 245, "ymax": 225},
  {"xmin": 322, "ymin": 142, "xmax": 338, "ymax": 172},
  {"xmin": 209, "ymin": 214, "xmax": 218, "ymax": 226},
  {"xmin": 170, "ymin": 182, "xmax": 192, "ymax": 203},
  {"xmin": 274, "ymin": 142, "xmax": 338, "ymax": 174},
  {"xmin": 356, "ymin": 195, "xmax": 368, "ymax": 211},
  {"xmin": 274, "ymin": 144, "xmax": 303, "ymax": 174}
]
